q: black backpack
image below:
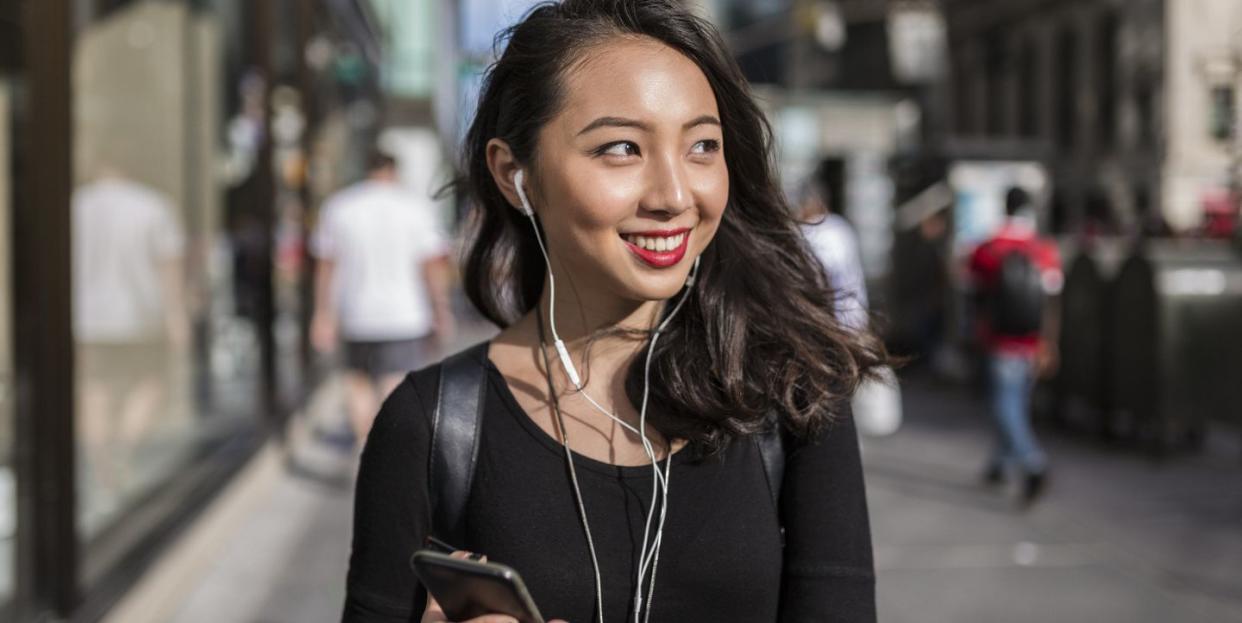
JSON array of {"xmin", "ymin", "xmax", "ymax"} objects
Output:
[
  {"xmin": 428, "ymin": 342, "xmax": 786, "ymax": 546},
  {"xmin": 989, "ymin": 249, "xmax": 1045, "ymax": 336}
]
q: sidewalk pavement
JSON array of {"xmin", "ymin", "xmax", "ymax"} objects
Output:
[
  {"xmin": 867, "ymin": 372, "xmax": 1242, "ymax": 623},
  {"xmin": 156, "ymin": 365, "xmax": 1242, "ymax": 623}
]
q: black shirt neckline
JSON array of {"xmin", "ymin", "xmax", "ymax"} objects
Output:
[{"xmin": 478, "ymin": 341, "xmax": 693, "ymax": 478}]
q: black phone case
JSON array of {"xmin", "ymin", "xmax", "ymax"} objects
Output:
[{"xmin": 411, "ymin": 550, "xmax": 546, "ymax": 623}]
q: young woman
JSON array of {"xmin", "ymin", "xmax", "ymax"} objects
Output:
[{"xmin": 343, "ymin": 2, "xmax": 886, "ymax": 622}]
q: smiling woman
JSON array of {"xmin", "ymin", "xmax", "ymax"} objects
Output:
[
  {"xmin": 486, "ymin": 35, "xmax": 727, "ymax": 319},
  {"xmin": 344, "ymin": 2, "xmax": 886, "ymax": 622}
]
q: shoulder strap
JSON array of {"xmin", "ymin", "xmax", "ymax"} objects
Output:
[
  {"xmin": 754, "ymin": 418, "xmax": 786, "ymax": 545},
  {"xmin": 429, "ymin": 342, "xmax": 490, "ymax": 545},
  {"xmin": 430, "ymin": 344, "xmax": 788, "ymax": 546}
]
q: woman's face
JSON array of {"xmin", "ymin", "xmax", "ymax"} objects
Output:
[{"xmin": 509, "ymin": 37, "xmax": 729, "ymax": 308}]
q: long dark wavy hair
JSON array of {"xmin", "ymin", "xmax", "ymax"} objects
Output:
[{"xmin": 458, "ymin": 0, "xmax": 887, "ymax": 453}]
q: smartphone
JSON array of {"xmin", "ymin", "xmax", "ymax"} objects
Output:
[{"xmin": 411, "ymin": 550, "xmax": 546, "ymax": 623}]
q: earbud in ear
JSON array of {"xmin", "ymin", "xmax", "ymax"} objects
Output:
[
  {"xmin": 513, "ymin": 169, "xmax": 534, "ymax": 217},
  {"xmin": 512, "ymin": 166, "xmax": 578, "ymax": 386}
]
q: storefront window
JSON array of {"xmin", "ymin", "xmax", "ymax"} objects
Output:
[
  {"xmin": 1, "ymin": 0, "xmax": 357, "ymax": 616},
  {"xmin": 71, "ymin": 1, "xmax": 260, "ymax": 541},
  {"xmin": 1209, "ymin": 84, "xmax": 1235, "ymax": 142}
]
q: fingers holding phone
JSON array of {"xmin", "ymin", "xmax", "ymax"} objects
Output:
[
  {"xmin": 413, "ymin": 549, "xmax": 566, "ymax": 623},
  {"xmin": 422, "ymin": 592, "xmax": 526, "ymax": 623}
]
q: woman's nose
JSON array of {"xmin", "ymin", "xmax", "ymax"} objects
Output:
[{"xmin": 642, "ymin": 153, "xmax": 694, "ymax": 215}]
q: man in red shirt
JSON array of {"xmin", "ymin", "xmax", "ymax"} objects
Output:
[{"xmin": 968, "ymin": 187, "xmax": 1062, "ymax": 505}]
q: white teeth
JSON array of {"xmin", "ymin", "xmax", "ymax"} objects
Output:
[{"xmin": 624, "ymin": 232, "xmax": 687, "ymax": 252}]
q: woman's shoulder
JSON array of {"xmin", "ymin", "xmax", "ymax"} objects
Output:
[
  {"xmin": 366, "ymin": 353, "xmax": 457, "ymax": 449},
  {"xmin": 383, "ymin": 341, "xmax": 493, "ymax": 425},
  {"xmin": 363, "ymin": 342, "xmax": 494, "ymax": 467},
  {"xmin": 772, "ymin": 401, "xmax": 860, "ymax": 455}
]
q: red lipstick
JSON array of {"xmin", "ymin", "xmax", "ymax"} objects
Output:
[{"xmin": 621, "ymin": 228, "xmax": 691, "ymax": 269}]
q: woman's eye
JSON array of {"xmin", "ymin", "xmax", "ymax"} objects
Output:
[
  {"xmin": 691, "ymin": 139, "xmax": 721, "ymax": 154},
  {"xmin": 597, "ymin": 141, "xmax": 640, "ymax": 157}
]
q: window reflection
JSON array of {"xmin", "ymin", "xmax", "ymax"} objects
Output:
[
  {"xmin": 73, "ymin": 172, "xmax": 190, "ymax": 530},
  {"xmin": 71, "ymin": 1, "xmax": 260, "ymax": 539}
]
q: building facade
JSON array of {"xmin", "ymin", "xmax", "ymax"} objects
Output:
[{"xmin": 942, "ymin": 0, "xmax": 1242, "ymax": 236}]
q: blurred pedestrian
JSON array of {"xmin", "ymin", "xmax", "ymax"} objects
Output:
[
  {"xmin": 968, "ymin": 186, "xmax": 1062, "ymax": 505},
  {"xmin": 798, "ymin": 174, "xmax": 902, "ymax": 437},
  {"xmin": 344, "ymin": 2, "xmax": 887, "ymax": 621},
  {"xmin": 310, "ymin": 149, "xmax": 453, "ymax": 447},
  {"xmin": 73, "ymin": 171, "xmax": 189, "ymax": 501},
  {"xmin": 797, "ymin": 174, "xmax": 868, "ymax": 330}
]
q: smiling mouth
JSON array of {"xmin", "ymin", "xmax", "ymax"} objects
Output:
[{"xmin": 620, "ymin": 228, "xmax": 691, "ymax": 268}]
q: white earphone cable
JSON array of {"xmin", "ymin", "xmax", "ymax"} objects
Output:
[
  {"xmin": 634, "ymin": 278, "xmax": 694, "ymax": 621},
  {"xmin": 535, "ymin": 316, "xmax": 607, "ymax": 623},
  {"xmin": 517, "ymin": 169, "xmax": 698, "ymax": 623}
]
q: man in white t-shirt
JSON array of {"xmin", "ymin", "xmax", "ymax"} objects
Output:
[
  {"xmin": 798, "ymin": 179, "xmax": 869, "ymax": 331},
  {"xmin": 798, "ymin": 174, "xmax": 903, "ymax": 438},
  {"xmin": 310, "ymin": 150, "xmax": 453, "ymax": 445},
  {"xmin": 73, "ymin": 174, "xmax": 190, "ymax": 493}
]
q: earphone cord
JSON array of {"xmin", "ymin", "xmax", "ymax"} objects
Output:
[
  {"xmin": 635, "ymin": 280, "xmax": 695, "ymax": 623},
  {"xmin": 551, "ymin": 284, "xmax": 695, "ymax": 623},
  {"xmin": 521, "ymin": 175, "xmax": 697, "ymax": 621},
  {"xmin": 524, "ymin": 199, "xmax": 670, "ymax": 614},
  {"xmin": 526, "ymin": 213, "xmax": 562, "ymax": 345},
  {"xmin": 535, "ymin": 305, "xmax": 607, "ymax": 623},
  {"xmin": 523, "ymin": 195, "xmax": 660, "ymax": 623},
  {"xmin": 521, "ymin": 176, "xmax": 664, "ymax": 497}
]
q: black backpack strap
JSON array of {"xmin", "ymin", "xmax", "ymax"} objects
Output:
[
  {"xmin": 754, "ymin": 417, "xmax": 786, "ymax": 546},
  {"xmin": 429, "ymin": 342, "xmax": 490, "ymax": 545}
]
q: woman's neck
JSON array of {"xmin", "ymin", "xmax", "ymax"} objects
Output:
[
  {"xmin": 509, "ymin": 276, "xmax": 666, "ymax": 395},
  {"xmin": 494, "ymin": 283, "xmax": 679, "ymax": 457}
]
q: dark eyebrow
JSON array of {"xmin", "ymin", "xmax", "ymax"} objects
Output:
[
  {"xmin": 576, "ymin": 114, "xmax": 722, "ymax": 136},
  {"xmin": 577, "ymin": 116, "xmax": 650, "ymax": 135},
  {"xmin": 683, "ymin": 114, "xmax": 721, "ymax": 130}
]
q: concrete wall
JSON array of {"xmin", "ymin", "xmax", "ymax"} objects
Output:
[
  {"xmin": 75, "ymin": 2, "xmax": 186, "ymax": 201},
  {"xmin": 74, "ymin": 0, "xmax": 222, "ymax": 229}
]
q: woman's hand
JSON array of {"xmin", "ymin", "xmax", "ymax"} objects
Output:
[{"xmin": 419, "ymin": 551, "xmax": 567, "ymax": 623}]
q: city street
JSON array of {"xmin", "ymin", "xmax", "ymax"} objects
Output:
[
  {"xmin": 867, "ymin": 373, "xmax": 1242, "ymax": 623},
  {"xmin": 157, "ymin": 366, "xmax": 1242, "ymax": 623}
]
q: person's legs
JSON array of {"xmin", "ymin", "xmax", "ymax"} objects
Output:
[
  {"xmin": 986, "ymin": 354, "xmax": 1016, "ymax": 478},
  {"xmin": 370, "ymin": 335, "xmax": 429, "ymax": 405},
  {"xmin": 988, "ymin": 351, "xmax": 1049, "ymax": 502},
  {"xmin": 344, "ymin": 370, "xmax": 380, "ymax": 446},
  {"xmin": 117, "ymin": 375, "xmax": 164, "ymax": 485},
  {"xmin": 79, "ymin": 375, "xmax": 119, "ymax": 491},
  {"xmin": 342, "ymin": 340, "xmax": 381, "ymax": 447},
  {"xmin": 342, "ymin": 337, "xmax": 427, "ymax": 447},
  {"xmin": 1000, "ymin": 353, "xmax": 1045, "ymax": 474},
  {"xmin": 377, "ymin": 374, "xmax": 404, "ymax": 404},
  {"xmin": 988, "ymin": 353, "xmax": 1047, "ymax": 462}
]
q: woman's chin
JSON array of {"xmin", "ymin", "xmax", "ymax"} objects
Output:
[{"xmin": 619, "ymin": 277, "xmax": 690, "ymax": 303}]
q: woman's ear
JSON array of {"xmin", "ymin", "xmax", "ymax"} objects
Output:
[{"xmin": 485, "ymin": 139, "xmax": 525, "ymax": 213}]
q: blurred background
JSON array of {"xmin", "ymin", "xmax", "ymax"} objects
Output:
[{"xmin": 0, "ymin": 0, "xmax": 1239, "ymax": 621}]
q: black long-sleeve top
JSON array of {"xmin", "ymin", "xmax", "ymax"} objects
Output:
[{"xmin": 343, "ymin": 346, "xmax": 875, "ymax": 622}]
